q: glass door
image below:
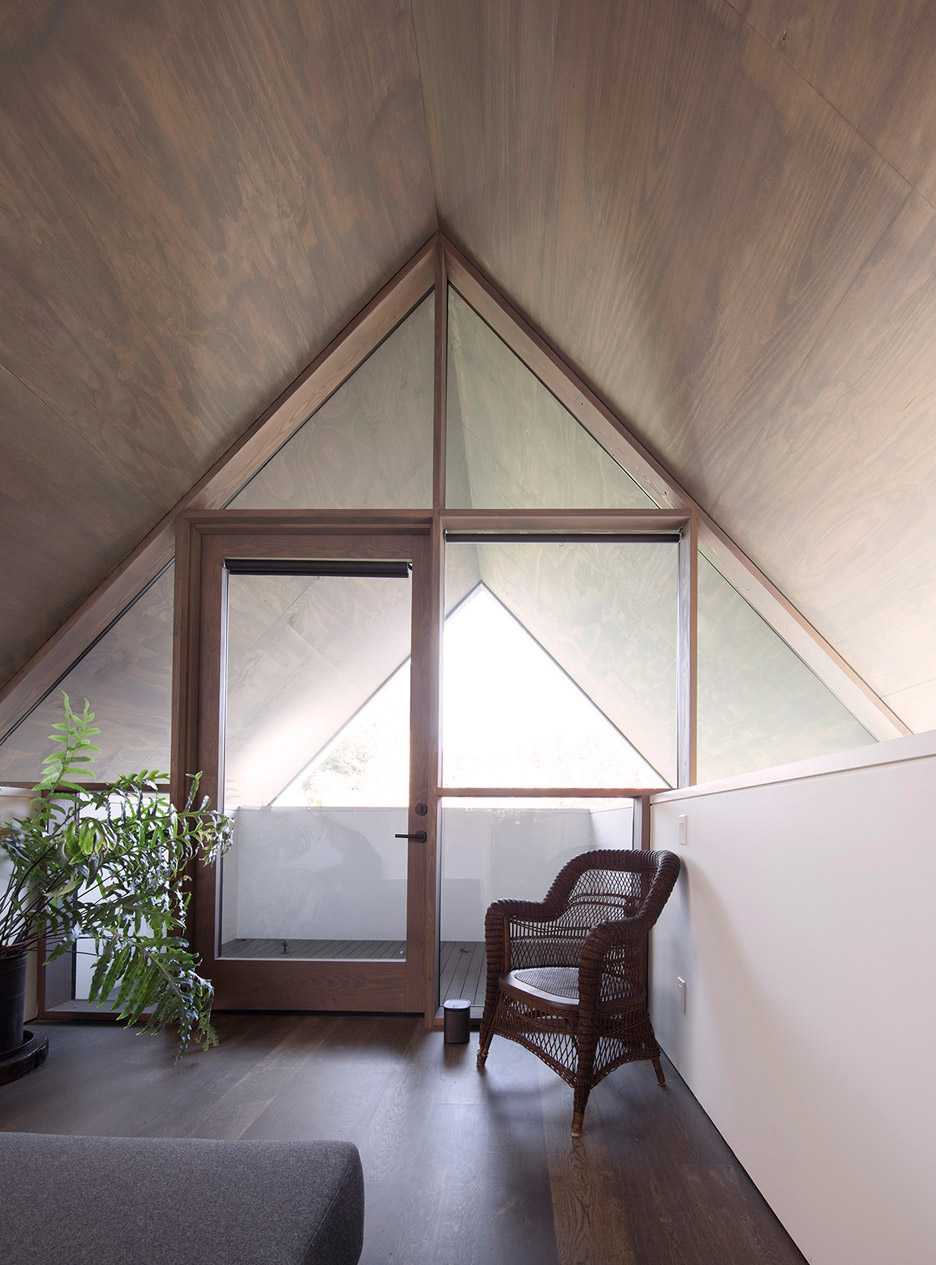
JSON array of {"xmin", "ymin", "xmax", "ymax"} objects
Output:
[{"xmin": 188, "ymin": 528, "xmax": 432, "ymax": 1013}]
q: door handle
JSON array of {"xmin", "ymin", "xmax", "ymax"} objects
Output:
[{"xmin": 394, "ymin": 831, "xmax": 427, "ymax": 842}]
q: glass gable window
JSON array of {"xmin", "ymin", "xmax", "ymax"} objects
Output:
[
  {"xmin": 231, "ymin": 295, "xmax": 434, "ymax": 511},
  {"xmin": 697, "ymin": 554, "xmax": 874, "ymax": 782},
  {"xmin": 444, "ymin": 538, "xmax": 677, "ymax": 788},
  {"xmin": 0, "ymin": 566, "xmax": 174, "ymax": 783},
  {"xmin": 446, "ymin": 288, "xmax": 653, "ymax": 510}
]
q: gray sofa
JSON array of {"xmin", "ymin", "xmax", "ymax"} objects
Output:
[{"xmin": 0, "ymin": 1132, "xmax": 364, "ymax": 1264}]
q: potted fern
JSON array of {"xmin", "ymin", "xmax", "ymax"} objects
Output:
[{"xmin": 0, "ymin": 695, "xmax": 232, "ymax": 1064}]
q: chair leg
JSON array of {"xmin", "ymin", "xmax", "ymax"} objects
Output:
[
  {"xmin": 571, "ymin": 1029, "xmax": 599, "ymax": 1136},
  {"xmin": 571, "ymin": 1096, "xmax": 589, "ymax": 1138},
  {"xmin": 652, "ymin": 1055, "xmax": 666, "ymax": 1086},
  {"xmin": 476, "ymin": 994, "xmax": 500, "ymax": 1069}
]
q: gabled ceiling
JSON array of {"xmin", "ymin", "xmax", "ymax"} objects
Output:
[
  {"xmin": 1, "ymin": 0, "xmax": 934, "ymax": 734},
  {"xmin": 0, "ymin": 0, "xmax": 435, "ymax": 687}
]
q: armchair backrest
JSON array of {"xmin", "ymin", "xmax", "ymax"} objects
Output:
[
  {"xmin": 506, "ymin": 849, "xmax": 680, "ymax": 973},
  {"xmin": 545, "ymin": 848, "xmax": 680, "ymax": 932}
]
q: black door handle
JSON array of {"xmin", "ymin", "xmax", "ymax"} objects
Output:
[{"xmin": 394, "ymin": 831, "xmax": 427, "ymax": 843}]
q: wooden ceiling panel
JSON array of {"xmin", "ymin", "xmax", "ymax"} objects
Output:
[
  {"xmin": 414, "ymin": 0, "xmax": 908, "ymax": 493},
  {"xmin": 0, "ymin": 364, "xmax": 157, "ymax": 686},
  {"xmin": 0, "ymin": 0, "xmax": 434, "ymax": 689},
  {"xmin": 2, "ymin": 0, "xmax": 933, "ymax": 749},
  {"xmin": 413, "ymin": 0, "xmax": 934, "ymax": 728},
  {"xmin": 738, "ymin": 0, "xmax": 936, "ymax": 201},
  {"xmin": 883, "ymin": 677, "xmax": 936, "ymax": 734},
  {"xmin": 709, "ymin": 192, "xmax": 936, "ymax": 704}
]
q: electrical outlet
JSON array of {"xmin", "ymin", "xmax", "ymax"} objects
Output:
[
  {"xmin": 677, "ymin": 977, "xmax": 686, "ymax": 1013},
  {"xmin": 677, "ymin": 814, "xmax": 688, "ymax": 846}
]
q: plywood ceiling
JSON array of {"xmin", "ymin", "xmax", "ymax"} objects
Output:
[
  {"xmin": 1, "ymin": 0, "xmax": 934, "ymax": 735},
  {"xmin": 413, "ymin": 0, "xmax": 936, "ymax": 731},
  {"xmin": 0, "ymin": 0, "xmax": 435, "ymax": 687}
]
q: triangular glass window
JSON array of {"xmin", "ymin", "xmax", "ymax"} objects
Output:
[
  {"xmin": 443, "ymin": 584, "xmax": 667, "ymax": 788},
  {"xmin": 272, "ymin": 582, "xmax": 664, "ymax": 805},
  {"xmin": 446, "ymin": 288, "xmax": 654, "ymax": 509},
  {"xmin": 445, "ymin": 536, "xmax": 677, "ymax": 786},
  {"xmin": 231, "ymin": 293, "xmax": 434, "ymax": 510},
  {"xmin": 0, "ymin": 566, "xmax": 174, "ymax": 783},
  {"xmin": 698, "ymin": 554, "xmax": 874, "ymax": 782}
]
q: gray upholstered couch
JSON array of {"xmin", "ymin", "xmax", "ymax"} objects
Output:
[{"xmin": 0, "ymin": 1132, "xmax": 364, "ymax": 1264}]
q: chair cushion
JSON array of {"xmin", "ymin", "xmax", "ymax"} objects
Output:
[
  {"xmin": 504, "ymin": 966, "xmax": 646, "ymax": 1011},
  {"xmin": 513, "ymin": 965, "xmax": 580, "ymax": 1000}
]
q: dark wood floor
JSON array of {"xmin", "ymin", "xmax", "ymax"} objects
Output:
[{"xmin": 0, "ymin": 1016, "xmax": 807, "ymax": 1265}]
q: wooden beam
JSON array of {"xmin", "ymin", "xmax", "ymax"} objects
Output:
[
  {"xmin": 438, "ymin": 787, "xmax": 667, "ymax": 798},
  {"xmin": 425, "ymin": 239, "xmax": 447, "ymax": 1019},
  {"xmin": 0, "ymin": 238, "xmax": 437, "ymax": 743},
  {"xmin": 442, "ymin": 509, "xmax": 688, "ymax": 533},
  {"xmin": 632, "ymin": 795, "xmax": 653, "ymax": 851},
  {"xmin": 433, "ymin": 241, "xmax": 448, "ymax": 513},
  {"xmin": 441, "ymin": 237, "xmax": 909, "ymax": 742},
  {"xmin": 677, "ymin": 515, "xmax": 699, "ymax": 787}
]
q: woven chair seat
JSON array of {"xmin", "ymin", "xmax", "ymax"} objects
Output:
[
  {"xmin": 506, "ymin": 966, "xmax": 645, "ymax": 1008},
  {"xmin": 512, "ymin": 966, "xmax": 580, "ymax": 999}
]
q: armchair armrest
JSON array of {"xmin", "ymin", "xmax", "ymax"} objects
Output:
[
  {"xmin": 484, "ymin": 898, "xmax": 593, "ymax": 974},
  {"xmin": 576, "ymin": 912, "xmax": 659, "ymax": 1010}
]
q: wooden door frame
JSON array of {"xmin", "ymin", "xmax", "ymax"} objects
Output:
[
  {"xmin": 174, "ymin": 507, "xmax": 692, "ymax": 1021},
  {"xmin": 172, "ymin": 510, "xmax": 435, "ymax": 1013}
]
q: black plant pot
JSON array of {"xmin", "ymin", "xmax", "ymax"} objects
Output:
[{"xmin": 0, "ymin": 949, "xmax": 29, "ymax": 1056}]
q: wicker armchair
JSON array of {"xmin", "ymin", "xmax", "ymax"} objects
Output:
[{"xmin": 477, "ymin": 848, "xmax": 681, "ymax": 1136}]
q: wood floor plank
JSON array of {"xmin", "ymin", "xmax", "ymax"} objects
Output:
[
  {"xmin": 466, "ymin": 941, "xmax": 486, "ymax": 1004},
  {"xmin": 539, "ymin": 1063, "xmax": 640, "ymax": 1265},
  {"xmin": 0, "ymin": 1017, "xmax": 808, "ymax": 1265}
]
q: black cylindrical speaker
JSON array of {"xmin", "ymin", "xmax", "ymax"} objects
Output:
[{"xmin": 443, "ymin": 998, "xmax": 471, "ymax": 1044}]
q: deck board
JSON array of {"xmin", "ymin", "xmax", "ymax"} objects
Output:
[{"xmin": 219, "ymin": 938, "xmax": 488, "ymax": 1007}]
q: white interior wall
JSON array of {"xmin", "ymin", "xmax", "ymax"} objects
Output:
[{"xmin": 650, "ymin": 732, "xmax": 936, "ymax": 1265}]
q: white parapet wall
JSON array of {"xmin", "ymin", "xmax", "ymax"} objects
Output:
[{"xmin": 650, "ymin": 731, "xmax": 936, "ymax": 1265}]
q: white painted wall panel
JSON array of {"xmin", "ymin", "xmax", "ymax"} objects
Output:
[{"xmin": 650, "ymin": 734, "xmax": 936, "ymax": 1265}]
